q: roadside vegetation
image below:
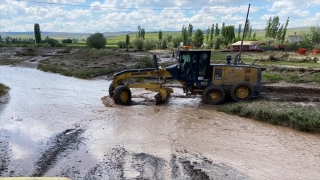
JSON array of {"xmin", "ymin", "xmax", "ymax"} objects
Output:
[
  {"xmin": 0, "ymin": 83, "xmax": 9, "ymax": 97},
  {"xmin": 218, "ymin": 101, "xmax": 320, "ymax": 132}
]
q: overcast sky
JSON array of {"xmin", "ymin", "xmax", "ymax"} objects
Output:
[{"xmin": 1, "ymin": 0, "xmax": 320, "ymax": 33}]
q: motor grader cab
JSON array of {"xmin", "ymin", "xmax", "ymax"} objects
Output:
[{"xmin": 109, "ymin": 49, "xmax": 263, "ymax": 105}]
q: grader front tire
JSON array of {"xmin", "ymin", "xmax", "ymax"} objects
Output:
[
  {"xmin": 108, "ymin": 81, "xmax": 124, "ymax": 97},
  {"xmin": 113, "ymin": 85, "xmax": 132, "ymax": 105}
]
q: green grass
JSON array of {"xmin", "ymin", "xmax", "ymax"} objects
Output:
[
  {"xmin": 218, "ymin": 101, "xmax": 320, "ymax": 132},
  {"xmin": 0, "ymin": 83, "xmax": 10, "ymax": 97}
]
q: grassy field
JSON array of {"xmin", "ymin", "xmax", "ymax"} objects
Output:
[{"xmin": 218, "ymin": 101, "xmax": 320, "ymax": 132}]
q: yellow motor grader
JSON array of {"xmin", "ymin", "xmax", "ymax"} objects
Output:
[{"xmin": 109, "ymin": 50, "xmax": 263, "ymax": 105}]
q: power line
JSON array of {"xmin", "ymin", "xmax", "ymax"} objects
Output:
[
  {"xmin": 18, "ymin": 0, "xmax": 214, "ymax": 11},
  {"xmin": 16, "ymin": 0, "xmax": 320, "ymax": 23},
  {"xmin": 251, "ymin": 7, "xmax": 320, "ymax": 23}
]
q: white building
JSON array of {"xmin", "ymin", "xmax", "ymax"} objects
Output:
[
  {"xmin": 288, "ymin": 35, "xmax": 302, "ymax": 43},
  {"xmin": 230, "ymin": 41, "xmax": 261, "ymax": 51}
]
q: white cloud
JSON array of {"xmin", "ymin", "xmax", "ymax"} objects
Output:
[{"xmin": 0, "ymin": 0, "xmax": 319, "ymax": 32}]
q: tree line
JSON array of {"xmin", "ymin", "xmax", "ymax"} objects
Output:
[{"xmin": 2, "ymin": 19, "xmax": 319, "ymax": 51}]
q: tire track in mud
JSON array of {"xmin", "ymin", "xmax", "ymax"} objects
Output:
[
  {"xmin": 82, "ymin": 148, "xmax": 251, "ymax": 180},
  {"xmin": 0, "ymin": 129, "xmax": 10, "ymax": 176},
  {"xmin": 1, "ymin": 127, "xmax": 252, "ymax": 179},
  {"xmin": 31, "ymin": 128, "xmax": 85, "ymax": 177},
  {"xmin": 261, "ymin": 86, "xmax": 320, "ymax": 102}
]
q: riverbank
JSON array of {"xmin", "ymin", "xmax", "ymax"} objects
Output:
[{"xmin": 1, "ymin": 47, "xmax": 320, "ymax": 134}]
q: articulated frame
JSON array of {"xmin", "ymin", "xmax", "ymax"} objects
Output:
[{"xmin": 113, "ymin": 67, "xmax": 174, "ymax": 102}]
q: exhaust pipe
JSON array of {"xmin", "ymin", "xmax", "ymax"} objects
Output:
[{"xmin": 234, "ymin": 52, "xmax": 240, "ymax": 65}]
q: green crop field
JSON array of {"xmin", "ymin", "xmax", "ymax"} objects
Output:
[{"xmin": 2, "ymin": 27, "xmax": 311, "ymax": 48}]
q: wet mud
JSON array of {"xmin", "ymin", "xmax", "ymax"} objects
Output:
[
  {"xmin": 1, "ymin": 66, "xmax": 320, "ymax": 179},
  {"xmin": 31, "ymin": 128, "xmax": 85, "ymax": 177},
  {"xmin": 261, "ymin": 85, "xmax": 320, "ymax": 102},
  {"xmin": 0, "ymin": 129, "xmax": 10, "ymax": 177}
]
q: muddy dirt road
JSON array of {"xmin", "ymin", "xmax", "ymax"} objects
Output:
[{"xmin": 1, "ymin": 66, "xmax": 320, "ymax": 179}]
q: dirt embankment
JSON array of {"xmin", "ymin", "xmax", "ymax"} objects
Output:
[{"xmin": 0, "ymin": 47, "xmax": 174, "ymax": 79}]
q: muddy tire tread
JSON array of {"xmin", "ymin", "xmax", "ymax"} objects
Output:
[
  {"xmin": 108, "ymin": 81, "xmax": 124, "ymax": 97},
  {"xmin": 113, "ymin": 85, "xmax": 132, "ymax": 105},
  {"xmin": 229, "ymin": 82, "xmax": 253, "ymax": 102},
  {"xmin": 201, "ymin": 85, "xmax": 226, "ymax": 105}
]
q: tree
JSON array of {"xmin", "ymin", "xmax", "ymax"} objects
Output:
[
  {"xmin": 126, "ymin": 34, "xmax": 130, "ymax": 47},
  {"xmin": 158, "ymin": 30, "xmax": 163, "ymax": 40},
  {"xmin": 141, "ymin": 28, "xmax": 145, "ymax": 39},
  {"xmin": 224, "ymin": 25, "xmax": 235, "ymax": 44},
  {"xmin": 86, "ymin": 33, "xmax": 106, "ymax": 49},
  {"xmin": 137, "ymin": 25, "xmax": 141, "ymax": 38},
  {"xmin": 193, "ymin": 29, "xmax": 204, "ymax": 47},
  {"xmin": 244, "ymin": 20, "xmax": 250, "ymax": 40},
  {"xmin": 265, "ymin": 17, "xmax": 272, "ymax": 38},
  {"xmin": 215, "ymin": 23, "xmax": 219, "ymax": 36},
  {"xmin": 34, "ymin": 23, "xmax": 41, "ymax": 44},
  {"xmin": 270, "ymin": 16, "xmax": 280, "ymax": 39},
  {"xmin": 206, "ymin": 26, "xmax": 210, "ymax": 42},
  {"xmin": 281, "ymin": 17, "xmax": 289, "ymax": 44},
  {"xmin": 276, "ymin": 24, "xmax": 283, "ymax": 42},
  {"xmin": 210, "ymin": 24, "xmax": 214, "ymax": 42},
  {"xmin": 214, "ymin": 36, "xmax": 224, "ymax": 49},
  {"xmin": 252, "ymin": 33, "xmax": 256, "ymax": 41},
  {"xmin": 310, "ymin": 25, "xmax": 320, "ymax": 47},
  {"xmin": 188, "ymin": 24, "xmax": 193, "ymax": 38},
  {"xmin": 237, "ymin": 24, "xmax": 242, "ymax": 40},
  {"xmin": 181, "ymin": 25, "xmax": 188, "ymax": 45},
  {"xmin": 221, "ymin": 22, "xmax": 226, "ymax": 37},
  {"xmin": 248, "ymin": 26, "xmax": 252, "ymax": 40}
]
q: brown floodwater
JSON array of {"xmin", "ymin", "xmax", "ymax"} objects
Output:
[{"xmin": 0, "ymin": 66, "xmax": 319, "ymax": 179}]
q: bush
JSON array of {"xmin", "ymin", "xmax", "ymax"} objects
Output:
[
  {"xmin": 135, "ymin": 56, "xmax": 154, "ymax": 69},
  {"xmin": 133, "ymin": 38, "xmax": 144, "ymax": 50},
  {"xmin": 117, "ymin": 41, "xmax": 127, "ymax": 48},
  {"xmin": 46, "ymin": 38, "xmax": 60, "ymax": 47},
  {"xmin": 160, "ymin": 39, "xmax": 167, "ymax": 49},
  {"xmin": 284, "ymin": 42, "xmax": 299, "ymax": 51},
  {"xmin": 144, "ymin": 39, "xmax": 156, "ymax": 50},
  {"xmin": 62, "ymin": 38, "xmax": 73, "ymax": 43},
  {"xmin": 87, "ymin": 33, "xmax": 106, "ymax": 49},
  {"xmin": 172, "ymin": 37, "xmax": 183, "ymax": 48},
  {"xmin": 0, "ymin": 83, "xmax": 10, "ymax": 96}
]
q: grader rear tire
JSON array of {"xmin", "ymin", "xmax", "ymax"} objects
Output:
[
  {"xmin": 201, "ymin": 85, "xmax": 226, "ymax": 105},
  {"xmin": 113, "ymin": 85, "xmax": 132, "ymax": 105},
  {"xmin": 229, "ymin": 82, "xmax": 253, "ymax": 102}
]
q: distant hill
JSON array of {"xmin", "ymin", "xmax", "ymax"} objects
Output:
[
  {"xmin": 0, "ymin": 27, "xmax": 310, "ymax": 39},
  {"xmin": 0, "ymin": 31, "xmax": 136, "ymax": 38}
]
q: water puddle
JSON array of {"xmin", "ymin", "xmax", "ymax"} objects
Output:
[{"xmin": 0, "ymin": 66, "xmax": 320, "ymax": 179}]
